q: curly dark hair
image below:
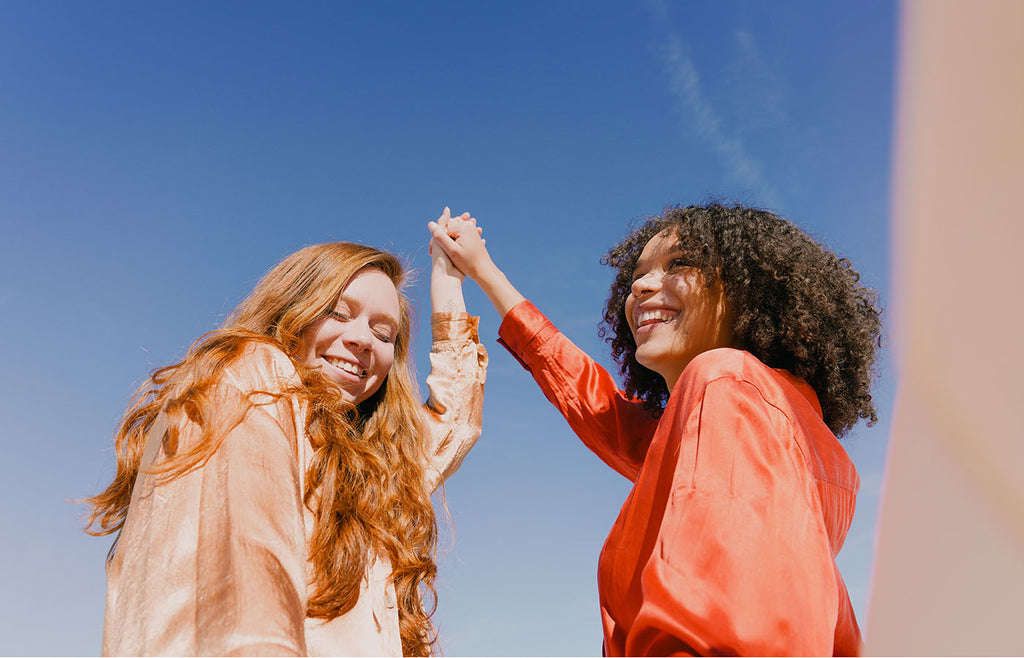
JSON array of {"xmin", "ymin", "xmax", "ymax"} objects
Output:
[{"xmin": 600, "ymin": 202, "xmax": 882, "ymax": 437}]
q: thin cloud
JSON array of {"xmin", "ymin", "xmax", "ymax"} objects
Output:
[
  {"xmin": 648, "ymin": 0, "xmax": 776, "ymax": 201},
  {"xmin": 731, "ymin": 29, "xmax": 788, "ymax": 130}
]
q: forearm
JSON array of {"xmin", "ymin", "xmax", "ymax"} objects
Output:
[
  {"xmin": 422, "ymin": 314, "xmax": 487, "ymax": 492},
  {"xmin": 498, "ymin": 301, "xmax": 658, "ymax": 479},
  {"xmin": 431, "ymin": 266, "xmax": 466, "ymax": 315},
  {"xmin": 472, "ymin": 260, "xmax": 525, "ymax": 320},
  {"xmin": 426, "ymin": 215, "xmax": 522, "ymax": 319}
]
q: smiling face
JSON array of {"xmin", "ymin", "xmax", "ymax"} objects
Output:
[
  {"xmin": 299, "ymin": 267, "xmax": 401, "ymax": 404},
  {"xmin": 624, "ymin": 229, "xmax": 735, "ymax": 390}
]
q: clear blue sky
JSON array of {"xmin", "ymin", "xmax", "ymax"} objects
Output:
[{"xmin": 0, "ymin": 1, "xmax": 895, "ymax": 654}]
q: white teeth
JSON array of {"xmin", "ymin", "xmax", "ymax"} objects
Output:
[
  {"xmin": 325, "ymin": 357, "xmax": 366, "ymax": 377},
  {"xmin": 638, "ymin": 310, "xmax": 677, "ymax": 324}
]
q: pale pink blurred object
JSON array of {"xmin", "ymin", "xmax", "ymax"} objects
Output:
[{"xmin": 866, "ymin": 0, "xmax": 1024, "ymax": 654}]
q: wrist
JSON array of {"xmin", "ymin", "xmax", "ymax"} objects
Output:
[
  {"xmin": 475, "ymin": 260, "xmax": 504, "ymax": 288},
  {"xmin": 432, "ymin": 261, "xmax": 465, "ymax": 282}
]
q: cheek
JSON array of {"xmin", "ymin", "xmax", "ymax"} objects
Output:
[
  {"xmin": 375, "ymin": 346, "xmax": 397, "ymax": 378},
  {"xmin": 297, "ymin": 326, "xmax": 320, "ymax": 367}
]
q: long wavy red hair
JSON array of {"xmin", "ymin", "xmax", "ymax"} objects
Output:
[{"xmin": 85, "ymin": 242, "xmax": 439, "ymax": 656}]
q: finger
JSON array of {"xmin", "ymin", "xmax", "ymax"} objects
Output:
[
  {"xmin": 476, "ymin": 226, "xmax": 483, "ymax": 236},
  {"xmin": 428, "ymin": 221, "xmax": 447, "ymax": 244},
  {"xmin": 428, "ymin": 222, "xmax": 460, "ymax": 251},
  {"xmin": 437, "ymin": 206, "xmax": 452, "ymax": 228},
  {"xmin": 445, "ymin": 219, "xmax": 465, "ymax": 238}
]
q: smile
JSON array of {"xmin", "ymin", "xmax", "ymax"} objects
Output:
[
  {"xmin": 324, "ymin": 356, "xmax": 366, "ymax": 378},
  {"xmin": 636, "ymin": 309, "xmax": 678, "ymax": 328}
]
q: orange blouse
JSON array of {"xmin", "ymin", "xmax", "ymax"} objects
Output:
[{"xmin": 498, "ymin": 301, "xmax": 861, "ymax": 656}]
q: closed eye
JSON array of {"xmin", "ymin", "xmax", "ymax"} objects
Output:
[
  {"xmin": 328, "ymin": 310, "xmax": 351, "ymax": 322},
  {"xmin": 373, "ymin": 328, "xmax": 393, "ymax": 344}
]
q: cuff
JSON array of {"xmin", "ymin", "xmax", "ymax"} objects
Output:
[
  {"xmin": 431, "ymin": 312, "xmax": 480, "ymax": 342},
  {"xmin": 496, "ymin": 300, "xmax": 556, "ymax": 371}
]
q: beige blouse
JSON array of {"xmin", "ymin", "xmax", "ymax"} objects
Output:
[{"xmin": 102, "ymin": 314, "xmax": 487, "ymax": 656}]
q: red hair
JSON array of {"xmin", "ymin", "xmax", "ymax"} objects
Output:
[{"xmin": 86, "ymin": 242, "xmax": 439, "ymax": 656}]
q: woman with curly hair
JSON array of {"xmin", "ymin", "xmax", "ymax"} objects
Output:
[
  {"xmin": 86, "ymin": 209, "xmax": 487, "ymax": 656},
  {"xmin": 430, "ymin": 203, "xmax": 880, "ymax": 656}
]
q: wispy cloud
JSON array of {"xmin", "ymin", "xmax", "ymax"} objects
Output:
[{"xmin": 648, "ymin": 0, "xmax": 776, "ymax": 202}]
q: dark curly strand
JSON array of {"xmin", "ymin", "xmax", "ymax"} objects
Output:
[{"xmin": 600, "ymin": 203, "xmax": 882, "ymax": 437}]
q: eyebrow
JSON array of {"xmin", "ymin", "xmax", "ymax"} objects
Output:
[
  {"xmin": 633, "ymin": 244, "xmax": 685, "ymax": 276},
  {"xmin": 335, "ymin": 296, "xmax": 400, "ymax": 330}
]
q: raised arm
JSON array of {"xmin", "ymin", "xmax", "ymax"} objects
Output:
[
  {"xmin": 421, "ymin": 208, "xmax": 488, "ymax": 492},
  {"xmin": 429, "ymin": 214, "xmax": 658, "ymax": 480}
]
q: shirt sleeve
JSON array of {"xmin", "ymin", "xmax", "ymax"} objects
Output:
[
  {"xmin": 497, "ymin": 300, "xmax": 658, "ymax": 481},
  {"xmin": 624, "ymin": 373, "xmax": 841, "ymax": 656},
  {"xmin": 104, "ymin": 347, "xmax": 310, "ymax": 656},
  {"xmin": 189, "ymin": 379, "xmax": 309, "ymax": 656},
  {"xmin": 421, "ymin": 312, "xmax": 488, "ymax": 492}
]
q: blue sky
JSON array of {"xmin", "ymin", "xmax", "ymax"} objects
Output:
[{"xmin": 0, "ymin": 1, "xmax": 895, "ymax": 654}]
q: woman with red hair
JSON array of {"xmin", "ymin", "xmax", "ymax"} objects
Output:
[{"xmin": 87, "ymin": 209, "xmax": 487, "ymax": 656}]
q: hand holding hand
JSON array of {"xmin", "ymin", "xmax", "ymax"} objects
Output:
[
  {"xmin": 430, "ymin": 207, "xmax": 469, "ymax": 283},
  {"xmin": 428, "ymin": 210, "xmax": 492, "ymax": 282},
  {"xmin": 428, "ymin": 207, "xmax": 474, "ymax": 314},
  {"xmin": 428, "ymin": 206, "xmax": 524, "ymax": 318}
]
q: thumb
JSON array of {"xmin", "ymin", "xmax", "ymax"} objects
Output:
[{"xmin": 428, "ymin": 222, "xmax": 460, "ymax": 254}]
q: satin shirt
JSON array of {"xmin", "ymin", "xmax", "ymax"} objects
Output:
[
  {"xmin": 102, "ymin": 313, "xmax": 487, "ymax": 656},
  {"xmin": 498, "ymin": 301, "xmax": 861, "ymax": 656}
]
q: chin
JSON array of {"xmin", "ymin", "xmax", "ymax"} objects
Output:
[
  {"xmin": 327, "ymin": 380, "xmax": 363, "ymax": 404},
  {"xmin": 634, "ymin": 347, "xmax": 662, "ymax": 371}
]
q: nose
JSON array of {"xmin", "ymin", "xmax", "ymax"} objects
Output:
[
  {"xmin": 631, "ymin": 271, "xmax": 662, "ymax": 298},
  {"xmin": 343, "ymin": 320, "xmax": 373, "ymax": 352}
]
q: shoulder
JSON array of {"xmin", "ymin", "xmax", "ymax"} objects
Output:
[
  {"xmin": 671, "ymin": 348, "xmax": 798, "ymax": 432},
  {"xmin": 677, "ymin": 347, "xmax": 778, "ymax": 391},
  {"xmin": 666, "ymin": 350, "xmax": 815, "ymax": 487},
  {"xmin": 672, "ymin": 349, "xmax": 854, "ymax": 484},
  {"xmin": 220, "ymin": 340, "xmax": 303, "ymax": 395},
  {"xmin": 678, "ymin": 348, "xmax": 827, "ymax": 425}
]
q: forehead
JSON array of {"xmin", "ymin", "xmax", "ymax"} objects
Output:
[
  {"xmin": 338, "ymin": 268, "xmax": 401, "ymax": 319},
  {"xmin": 635, "ymin": 229, "xmax": 683, "ymax": 265}
]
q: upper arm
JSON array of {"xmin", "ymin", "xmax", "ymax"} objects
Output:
[
  {"xmin": 106, "ymin": 348, "xmax": 309, "ymax": 656},
  {"xmin": 192, "ymin": 387, "xmax": 309, "ymax": 656}
]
